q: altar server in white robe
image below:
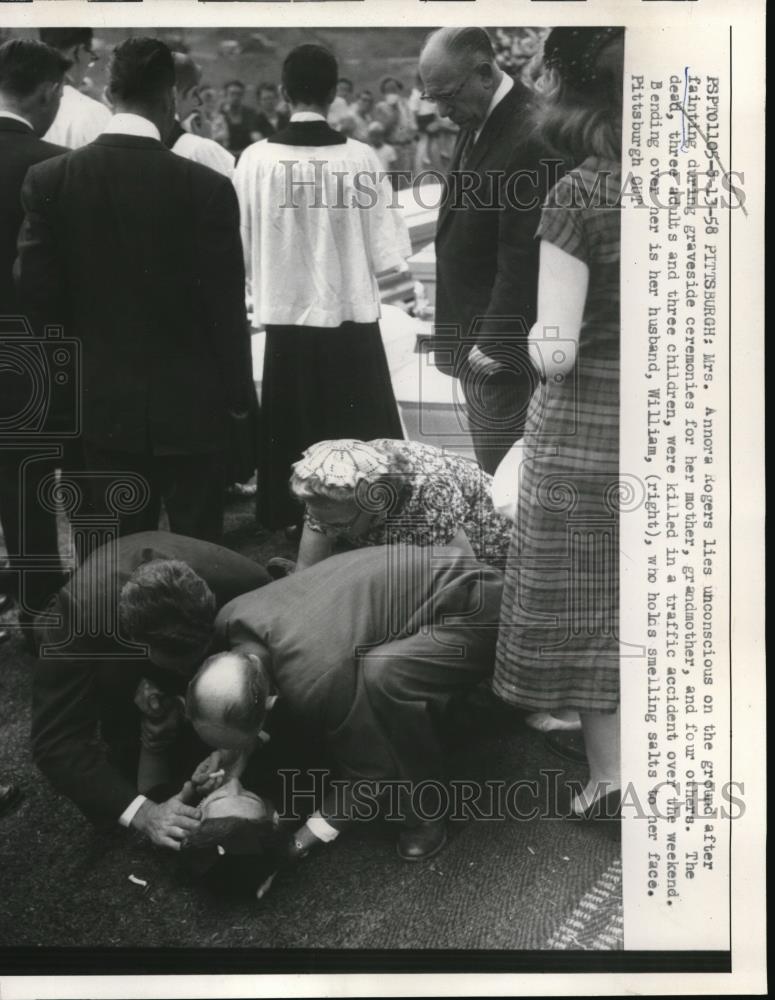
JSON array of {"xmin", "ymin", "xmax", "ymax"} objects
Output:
[{"xmin": 234, "ymin": 43, "xmax": 410, "ymax": 531}]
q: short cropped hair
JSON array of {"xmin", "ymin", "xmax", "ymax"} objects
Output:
[
  {"xmin": 256, "ymin": 81, "xmax": 277, "ymax": 98},
  {"xmin": 172, "ymin": 52, "xmax": 202, "ymax": 93},
  {"xmin": 224, "ymin": 79, "xmax": 245, "ymax": 92},
  {"xmin": 0, "ymin": 39, "xmax": 70, "ymax": 98},
  {"xmin": 38, "ymin": 28, "xmax": 94, "ymax": 53},
  {"xmin": 109, "ymin": 37, "xmax": 175, "ymax": 106},
  {"xmin": 119, "ymin": 559, "xmax": 216, "ymax": 658},
  {"xmin": 282, "ymin": 44, "xmax": 338, "ymax": 106},
  {"xmin": 187, "ymin": 652, "xmax": 272, "ymax": 736},
  {"xmin": 421, "ymin": 26, "xmax": 496, "ymax": 68}
]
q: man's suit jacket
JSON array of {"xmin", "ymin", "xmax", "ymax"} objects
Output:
[
  {"xmin": 0, "ymin": 118, "xmax": 66, "ymax": 425},
  {"xmin": 15, "ymin": 132, "xmax": 254, "ymax": 454},
  {"xmin": 433, "ymin": 80, "xmax": 563, "ymax": 386},
  {"xmin": 31, "ymin": 532, "xmax": 271, "ymax": 826},
  {"xmin": 216, "ymin": 545, "xmax": 503, "ymax": 777}
]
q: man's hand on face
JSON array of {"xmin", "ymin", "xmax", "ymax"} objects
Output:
[
  {"xmin": 131, "ymin": 781, "xmax": 202, "ymax": 850},
  {"xmin": 191, "ymin": 748, "xmax": 245, "ymax": 796}
]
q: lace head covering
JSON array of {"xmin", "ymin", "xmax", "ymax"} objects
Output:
[
  {"xmin": 291, "ymin": 439, "xmax": 391, "ymax": 492},
  {"xmin": 542, "ymin": 27, "xmax": 624, "ymax": 94}
]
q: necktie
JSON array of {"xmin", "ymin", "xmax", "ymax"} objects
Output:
[{"xmin": 457, "ymin": 129, "xmax": 476, "ymax": 171}]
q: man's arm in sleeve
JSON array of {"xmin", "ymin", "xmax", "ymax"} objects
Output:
[
  {"xmin": 195, "ymin": 173, "xmax": 254, "ymax": 414},
  {"xmin": 15, "ymin": 161, "xmax": 69, "ymax": 334},
  {"xmin": 31, "ymin": 589, "xmax": 140, "ymax": 828},
  {"xmin": 476, "ymin": 145, "xmax": 555, "ymax": 347}
]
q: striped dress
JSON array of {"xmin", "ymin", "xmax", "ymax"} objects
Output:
[{"xmin": 493, "ymin": 157, "xmax": 621, "ymax": 713}]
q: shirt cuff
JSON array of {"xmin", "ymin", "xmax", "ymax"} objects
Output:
[
  {"xmin": 119, "ymin": 795, "xmax": 148, "ymax": 828},
  {"xmin": 306, "ymin": 810, "xmax": 340, "ymax": 843}
]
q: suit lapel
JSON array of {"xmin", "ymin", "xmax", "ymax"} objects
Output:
[
  {"xmin": 464, "ymin": 82, "xmax": 528, "ymax": 175},
  {"xmin": 436, "ymin": 82, "xmax": 530, "ymax": 236},
  {"xmin": 438, "ymin": 129, "xmax": 474, "ymax": 229}
]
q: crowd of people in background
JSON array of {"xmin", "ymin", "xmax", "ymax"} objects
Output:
[{"xmin": 178, "ymin": 69, "xmax": 461, "ymax": 188}]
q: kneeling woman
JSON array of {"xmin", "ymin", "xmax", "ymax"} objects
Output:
[{"xmin": 289, "ymin": 438, "xmax": 512, "ymax": 570}]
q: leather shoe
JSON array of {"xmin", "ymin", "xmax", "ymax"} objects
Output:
[
  {"xmin": 396, "ymin": 819, "xmax": 448, "ymax": 862},
  {"xmin": 266, "ymin": 557, "xmax": 296, "ymax": 580},
  {"xmin": 545, "ymin": 730, "xmax": 588, "ymax": 764}
]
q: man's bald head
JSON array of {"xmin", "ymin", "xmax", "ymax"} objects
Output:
[
  {"xmin": 187, "ymin": 648, "xmax": 272, "ymax": 750},
  {"xmin": 418, "ymin": 27, "xmax": 501, "ymax": 130},
  {"xmin": 421, "ymin": 27, "xmax": 495, "ymax": 69}
]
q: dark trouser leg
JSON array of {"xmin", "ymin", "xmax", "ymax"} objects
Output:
[
  {"xmin": 326, "ymin": 573, "xmax": 502, "ymax": 825},
  {"xmin": 359, "ymin": 624, "xmax": 498, "ymax": 789},
  {"xmin": 79, "ymin": 444, "xmax": 161, "ymax": 553},
  {"xmin": 0, "ymin": 450, "xmax": 65, "ymax": 626},
  {"xmin": 460, "ymin": 372, "xmax": 529, "ymax": 475},
  {"xmin": 156, "ymin": 452, "xmax": 225, "ymax": 544},
  {"xmin": 258, "ymin": 323, "xmax": 403, "ymax": 530}
]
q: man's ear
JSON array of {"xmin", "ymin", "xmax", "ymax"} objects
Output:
[
  {"xmin": 279, "ymin": 84, "xmax": 291, "ymax": 106},
  {"xmin": 38, "ymin": 79, "xmax": 61, "ymax": 112},
  {"xmin": 478, "ymin": 61, "xmax": 496, "ymax": 90}
]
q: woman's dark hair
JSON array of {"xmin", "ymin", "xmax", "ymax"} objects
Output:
[
  {"xmin": 38, "ymin": 28, "xmax": 93, "ymax": 53},
  {"xmin": 119, "ymin": 559, "xmax": 216, "ymax": 657},
  {"xmin": 531, "ymin": 28, "xmax": 624, "ymax": 164},
  {"xmin": 109, "ymin": 37, "xmax": 175, "ymax": 106},
  {"xmin": 172, "ymin": 52, "xmax": 202, "ymax": 94},
  {"xmin": 282, "ymin": 44, "xmax": 338, "ymax": 106},
  {"xmin": 0, "ymin": 39, "xmax": 70, "ymax": 97}
]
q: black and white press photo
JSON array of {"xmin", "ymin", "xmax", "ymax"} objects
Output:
[{"xmin": 0, "ymin": 3, "xmax": 765, "ymax": 993}]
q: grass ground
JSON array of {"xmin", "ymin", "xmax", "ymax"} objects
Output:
[{"xmin": 0, "ymin": 493, "xmax": 621, "ymax": 958}]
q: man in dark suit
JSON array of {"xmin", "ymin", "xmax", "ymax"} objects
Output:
[
  {"xmin": 32, "ymin": 531, "xmax": 270, "ymax": 848},
  {"xmin": 0, "ymin": 40, "xmax": 70, "ymax": 663},
  {"xmin": 209, "ymin": 545, "xmax": 503, "ymax": 861},
  {"xmin": 15, "ymin": 37, "xmax": 254, "ymax": 546},
  {"xmin": 420, "ymin": 27, "xmax": 561, "ymax": 473}
]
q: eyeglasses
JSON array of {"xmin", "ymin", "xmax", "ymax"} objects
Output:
[{"xmin": 421, "ymin": 68, "xmax": 474, "ymax": 106}]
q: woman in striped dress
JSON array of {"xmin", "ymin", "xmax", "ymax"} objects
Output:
[{"xmin": 493, "ymin": 27, "xmax": 624, "ymax": 816}]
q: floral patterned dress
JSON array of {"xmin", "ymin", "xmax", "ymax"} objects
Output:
[{"xmin": 304, "ymin": 439, "xmax": 511, "ymax": 567}]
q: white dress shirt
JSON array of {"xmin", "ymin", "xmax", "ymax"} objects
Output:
[
  {"xmin": 0, "ymin": 110, "xmax": 34, "ymax": 130},
  {"xmin": 172, "ymin": 130, "xmax": 235, "ymax": 178},
  {"xmin": 474, "ymin": 72, "xmax": 514, "ymax": 142},
  {"xmin": 102, "ymin": 112, "xmax": 161, "ymax": 141},
  {"xmin": 44, "ymin": 84, "xmax": 111, "ymax": 149},
  {"xmin": 233, "ymin": 111, "xmax": 411, "ymax": 328}
]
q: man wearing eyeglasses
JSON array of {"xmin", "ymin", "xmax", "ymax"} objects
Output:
[
  {"xmin": 419, "ymin": 27, "xmax": 560, "ymax": 474},
  {"xmin": 39, "ymin": 28, "xmax": 110, "ymax": 149}
]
